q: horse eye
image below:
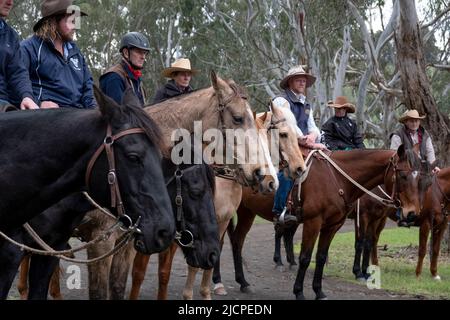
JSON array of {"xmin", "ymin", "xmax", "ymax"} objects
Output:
[
  {"xmin": 280, "ymin": 132, "xmax": 288, "ymax": 139},
  {"xmin": 232, "ymin": 115, "xmax": 244, "ymax": 124},
  {"xmin": 127, "ymin": 154, "xmax": 141, "ymax": 163}
]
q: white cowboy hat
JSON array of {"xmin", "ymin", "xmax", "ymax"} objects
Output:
[
  {"xmin": 399, "ymin": 110, "xmax": 426, "ymax": 123},
  {"xmin": 162, "ymin": 58, "xmax": 200, "ymax": 78},
  {"xmin": 327, "ymin": 96, "xmax": 356, "ymax": 114},
  {"xmin": 280, "ymin": 65, "xmax": 316, "ymax": 90}
]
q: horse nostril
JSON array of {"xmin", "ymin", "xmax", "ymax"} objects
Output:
[
  {"xmin": 253, "ymin": 169, "xmax": 263, "ymax": 182},
  {"xmin": 296, "ymin": 167, "xmax": 303, "ymax": 176},
  {"xmin": 208, "ymin": 250, "xmax": 218, "ymax": 267},
  {"xmin": 268, "ymin": 181, "xmax": 275, "ymax": 192},
  {"xmin": 135, "ymin": 239, "xmax": 146, "ymax": 252}
]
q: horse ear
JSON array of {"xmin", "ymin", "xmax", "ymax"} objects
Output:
[
  {"xmin": 94, "ymin": 85, "xmax": 121, "ymax": 120},
  {"xmin": 122, "ymin": 87, "xmax": 141, "ymax": 108},
  {"xmin": 412, "ymin": 143, "xmax": 420, "ymax": 156},
  {"xmin": 210, "ymin": 70, "xmax": 232, "ymax": 98}
]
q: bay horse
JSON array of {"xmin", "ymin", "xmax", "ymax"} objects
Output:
[
  {"xmin": 225, "ymin": 146, "xmax": 422, "ymax": 299},
  {"xmin": 0, "ymin": 87, "xmax": 174, "ymax": 253},
  {"xmin": 127, "ymin": 104, "xmax": 306, "ymax": 300},
  {"xmin": 352, "ymin": 167, "xmax": 449, "ymax": 281}
]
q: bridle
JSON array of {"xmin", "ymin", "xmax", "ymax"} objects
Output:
[
  {"xmin": 165, "ymin": 165, "xmax": 201, "ymax": 248},
  {"xmin": 384, "ymin": 153, "xmax": 421, "ymax": 209},
  {"xmin": 86, "ymin": 124, "xmax": 147, "ymax": 233}
]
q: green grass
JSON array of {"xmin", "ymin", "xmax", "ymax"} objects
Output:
[{"xmin": 294, "ymin": 228, "xmax": 450, "ymax": 299}]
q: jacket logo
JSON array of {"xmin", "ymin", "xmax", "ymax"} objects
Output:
[{"xmin": 70, "ymin": 58, "xmax": 81, "ymax": 71}]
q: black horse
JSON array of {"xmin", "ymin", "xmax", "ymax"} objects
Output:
[{"xmin": 0, "ymin": 87, "xmax": 175, "ymax": 255}]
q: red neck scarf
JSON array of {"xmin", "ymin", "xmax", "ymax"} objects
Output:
[{"xmin": 123, "ymin": 60, "xmax": 142, "ymax": 80}]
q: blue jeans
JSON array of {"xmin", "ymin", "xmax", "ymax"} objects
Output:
[{"xmin": 273, "ymin": 171, "xmax": 293, "ymax": 215}]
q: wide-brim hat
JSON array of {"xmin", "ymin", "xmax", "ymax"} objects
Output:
[
  {"xmin": 33, "ymin": 0, "xmax": 88, "ymax": 32},
  {"xmin": 162, "ymin": 58, "xmax": 200, "ymax": 78},
  {"xmin": 280, "ymin": 65, "xmax": 316, "ymax": 90},
  {"xmin": 327, "ymin": 96, "xmax": 356, "ymax": 114},
  {"xmin": 399, "ymin": 109, "xmax": 426, "ymax": 123}
]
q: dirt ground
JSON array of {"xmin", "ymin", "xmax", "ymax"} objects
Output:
[{"xmin": 7, "ymin": 220, "xmax": 424, "ymax": 300}]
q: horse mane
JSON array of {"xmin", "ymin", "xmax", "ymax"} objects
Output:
[
  {"xmin": 225, "ymin": 80, "xmax": 248, "ymax": 99},
  {"xmin": 120, "ymin": 104, "xmax": 168, "ymax": 157}
]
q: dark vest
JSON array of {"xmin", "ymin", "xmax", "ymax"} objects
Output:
[
  {"xmin": 104, "ymin": 63, "xmax": 147, "ymax": 104},
  {"xmin": 393, "ymin": 126, "xmax": 430, "ymax": 162},
  {"xmin": 278, "ymin": 90, "xmax": 311, "ymax": 134}
]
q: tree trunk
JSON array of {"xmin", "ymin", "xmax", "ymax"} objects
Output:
[{"xmin": 395, "ymin": 0, "xmax": 450, "ymax": 165}]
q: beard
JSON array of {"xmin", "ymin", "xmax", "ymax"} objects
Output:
[{"xmin": 58, "ymin": 29, "xmax": 75, "ymax": 42}]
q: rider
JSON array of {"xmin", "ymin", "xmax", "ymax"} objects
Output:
[
  {"xmin": 152, "ymin": 58, "xmax": 199, "ymax": 104},
  {"xmin": 271, "ymin": 65, "xmax": 324, "ymax": 225},
  {"xmin": 19, "ymin": 0, "xmax": 96, "ymax": 109},
  {"xmin": 321, "ymin": 96, "xmax": 365, "ymax": 150},
  {"xmin": 390, "ymin": 109, "xmax": 440, "ymax": 226},
  {"xmin": 0, "ymin": 0, "xmax": 38, "ymax": 110},
  {"xmin": 99, "ymin": 32, "xmax": 150, "ymax": 106}
]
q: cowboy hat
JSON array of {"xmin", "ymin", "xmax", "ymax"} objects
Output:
[
  {"xmin": 280, "ymin": 65, "xmax": 316, "ymax": 90},
  {"xmin": 399, "ymin": 109, "xmax": 426, "ymax": 123},
  {"xmin": 33, "ymin": 0, "xmax": 88, "ymax": 32},
  {"xmin": 327, "ymin": 96, "xmax": 356, "ymax": 114},
  {"xmin": 162, "ymin": 58, "xmax": 200, "ymax": 78}
]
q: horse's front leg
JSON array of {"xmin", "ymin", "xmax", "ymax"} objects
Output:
[
  {"xmin": 17, "ymin": 255, "xmax": 31, "ymax": 300},
  {"xmin": 293, "ymin": 218, "xmax": 321, "ymax": 300},
  {"xmin": 273, "ymin": 225, "xmax": 284, "ymax": 270},
  {"xmin": 283, "ymin": 224, "xmax": 299, "ymax": 268},
  {"xmin": 183, "ymin": 265, "xmax": 199, "ymax": 300},
  {"xmin": 212, "ymin": 231, "xmax": 226, "ymax": 296},
  {"xmin": 129, "ymin": 252, "xmax": 151, "ymax": 300},
  {"xmin": 352, "ymin": 215, "xmax": 365, "ymax": 280},
  {"xmin": 157, "ymin": 242, "xmax": 178, "ymax": 300},
  {"xmin": 200, "ymin": 269, "xmax": 213, "ymax": 300},
  {"xmin": 312, "ymin": 219, "xmax": 345, "ymax": 301},
  {"xmin": 416, "ymin": 219, "xmax": 430, "ymax": 277}
]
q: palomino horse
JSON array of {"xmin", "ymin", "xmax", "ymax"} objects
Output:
[
  {"xmin": 72, "ymin": 72, "xmax": 274, "ymax": 300},
  {"xmin": 0, "ymin": 88, "xmax": 176, "ymax": 299},
  {"xmin": 225, "ymin": 146, "xmax": 422, "ymax": 299},
  {"xmin": 352, "ymin": 167, "xmax": 449, "ymax": 281},
  {"xmin": 0, "ymin": 87, "xmax": 174, "ymax": 251},
  {"xmin": 127, "ymin": 103, "xmax": 306, "ymax": 300}
]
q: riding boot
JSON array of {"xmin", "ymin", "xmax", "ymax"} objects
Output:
[{"xmin": 273, "ymin": 207, "xmax": 298, "ymax": 226}]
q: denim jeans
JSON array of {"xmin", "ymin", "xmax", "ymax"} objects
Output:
[{"xmin": 272, "ymin": 171, "xmax": 294, "ymax": 215}]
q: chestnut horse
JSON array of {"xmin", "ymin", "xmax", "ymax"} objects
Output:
[
  {"xmin": 225, "ymin": 146, "xmax": 422, "ymax": 299},
  {"xmin": 128, "ymin": 104, "xmax": 305, "ymax": 300},
  {"xmin": 352, "ymin": 167, "xmax": 449, "ymax": 281}
]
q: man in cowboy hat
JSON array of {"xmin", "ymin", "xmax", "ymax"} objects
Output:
[
  {"xmin": 100, "ymin": 32, "xmax": 150, "ymax": 106},
  {"xmin": 391, "ymin": 109, "xmax": 440, "ymax": 174},
  {"xmin": 0, "ymin": 0, "xmax": 39, "ymax": 111},
  {"xmin": 390, "ymin": 109, "xmax": 440, "ymax": 227},
  {"xmin": 152, "ymin": 58, "xmax": 199, "ymax": 104},
  {"xmin": 321, "ymin": 96, "xmax": 365, "ymax": 150},
  {"xmin": 272, "ymin": 65, "xmax": 324, "ymax": 225},
  {"xmin": 19, "ymin": 0, "xmax": 96, "ymax": 109}
]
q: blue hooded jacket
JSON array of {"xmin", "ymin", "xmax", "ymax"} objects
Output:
[
  {"xmin": 20, "ymin": 35, "xmax": 96, "ymax": 109},
  {"xmin": 0, "ymin": 19, "xmax": 35, "ymax": 104}
]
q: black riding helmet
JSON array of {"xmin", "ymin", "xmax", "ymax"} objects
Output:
[{"xmin": 120, "ymin": 32, "xmax": 151, "ymax": 53}]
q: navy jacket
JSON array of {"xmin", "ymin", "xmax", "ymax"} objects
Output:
[
  {"xmin": 20, "ymin": 35, "xmax": 95, "ymax": 109},
  {"xmin": 152, "ymin": 80, "xmax": 193, "ymax": 105},
  {"xmin": 0, "ymin": 19, "xmax": 35, "ymax": 104}
]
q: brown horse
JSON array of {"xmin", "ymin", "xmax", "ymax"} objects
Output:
[
  {"xmin": 226, "ymin": 146, "xmax": 422, "ymax": 299},
  {"xmin": 353, "ymin": 167, "xmax": 449, "ymax": 281}
]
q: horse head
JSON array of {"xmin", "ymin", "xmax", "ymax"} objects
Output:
[
  {"xmin": 88, "ymin": 87, "xmax": 175, "ymax": 255},
  {"xmin": 210, "ymin": 71, "xmax": 271, "ymax": 188},
  {"xmin": 389, "ymin": 144, "xmax": 428, "ymax": 222},
  {"xmin": 268, "ymin": 102, "xmax": 306, "ymax": 178},
  {"xmin": 163, "ymin": 158, "xmax": 220, "ymax": 269}
]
